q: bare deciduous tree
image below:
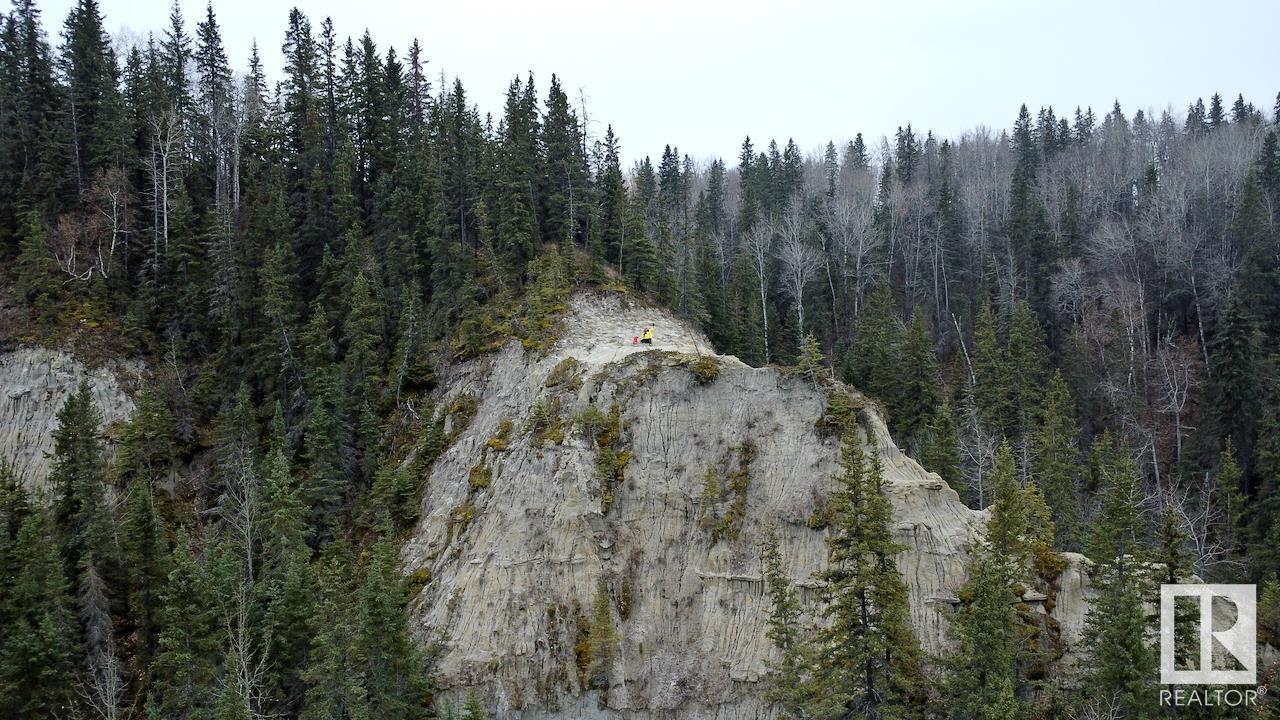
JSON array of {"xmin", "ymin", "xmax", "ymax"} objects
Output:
[
  {"xmin": 743, "ymin": 219, "xmax": 775, "ymax": 364},
  {"xmin": 822, "ymin": 183, "xmax": 878, "ymax": 322},
  {"xmin": 776, "ymin": 204, "xmax": 822, "ymax": 342}
]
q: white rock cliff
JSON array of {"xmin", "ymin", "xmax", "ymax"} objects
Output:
[
  {"xmin": 0, "ymin": 347, "xmax": 135, "ymax": 490},
  {"xmin": 404, "ymin": 293, "xmax": 1095, "ymax": 719}
]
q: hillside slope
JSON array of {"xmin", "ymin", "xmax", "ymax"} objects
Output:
[{"xmin": 403, "ymin": 292, "xmax": 1092, "ymax": 718}]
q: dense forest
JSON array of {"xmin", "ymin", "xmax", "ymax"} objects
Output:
[{"xmin": 1, "ymin": 0, "xmax": 1279, "ymax": 717}]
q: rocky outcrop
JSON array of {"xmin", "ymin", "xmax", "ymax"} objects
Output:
[
  {"xmin": 0, "ymin": 347, "xmax": 135, "ymax": 489},
  {"xmin": 403, "ymin": 293, "xmax": 1089, "ymax": 718}
]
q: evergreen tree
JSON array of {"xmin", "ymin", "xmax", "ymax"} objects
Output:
[
  {"xmin": 796, "ymin": 332, "xmax": 826, "ymax": 386},
  {"xmin": 946, "ymin": 550, "xmax": 1021, "ymax": 720},
  {"xmin": 121, "ymin": 475, "xmax": 171, "ymax": 675},
  {"xmin": 893, "ymin": 314, "xmax": 941, "ymax": 455},
  {"xmin": 763, "ymin": 532, "xmax": 809, "ymax": 717},
  {"xmin": 257, "ymin": 434, "xmax": 315, "ymax": 715},
  {"xmin": 117, "ymin": 389, "xmax": 176, "ymax": 486},
  {"xmin": 59, "ymin": 0, "xmax": 123, "ymax": 193},
  {"xmin": 986, "ymin": 441, "xmax": 1028, "ymax": 562},
  {"xmin": 357, "ymin": 541, "xmax": 429, "ymax": 720},
  {"xmin": 1083, "ymin": 433, "xmax": 1156, "ymax": 719},
  {"xmin": 541, "ymin": 74, "xmax": 587, "ymax": 247},
  {"xmin": 49, "ymin": 380, "xmax": 117, "ymax": 600},
  {"xmin": 151, "ymin": 532, "xmax": 223, "ymax": 719},
  {"xmin": 461, "ymin": 693, "xmax": 486, "ymax": 720},
  {"xmin": 1235, "ymin": 172, "xmax": 1280, "ymax": 339},
  {"xmin": 14, "ymin": 210, "xmax": 60, "ymax": 311},
  {"xmin": 809, "ymin": 434, "xmax": 920, "ymax": 719},
  {"xmin": 0, "ymin": 509, "xmax": 78, "ymax": 719},
  {"xmin": 1210, "ymin": 442, "xmax": 1245, "ymax": 571},
  {"xmin": 1208, "ymin": 93, "xmax": 1226, "ymax": 130},
  {"xmin": 344, "ymin": 270, "xmax": 385, "ymax": 481},
  {"xmin": 259, "ymin": 437, "xmax": 309, "ymax": 572},
  {"xmin": 1033, "ymin": 371, "xmax": 1080, "ymax": 549},
  {"xmin": 1006, "ymin": 302, "xmax": 1047, "ymax": 444},
  {"xmin": 920, "ymin": 400, "xmax": 964, "ymax": 496},
  {"xmin": 1211, "ymin": 291, "xmax": 1262, "ymax": 487},
  {"xmin": 972, "ymin": 300, "xmax": 1011, "ymax": 435},
  {"xmin": 301, "ymin": 301, "xmax": 347, "ymax": 540},
  {"xmin": 847, "ymin": 278, "xmax": 902, "ymax": 409},
  {"xmin": 1259, "ymin": 131, "xmax": 1280, "ymax": 207},
  {"xmin": 3, "ymin": 0, "xmax": 63, "ymax": 238},
  {"xmin": 495, "ymin": 74, "xmax": 541, "ymax": 270},
  {"xmin": 301, "ymin": 543, "xmax": 369, "ymax": 720}
]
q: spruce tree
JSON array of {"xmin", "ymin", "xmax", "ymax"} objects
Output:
[
  {"xmin": 1083, "ymin": 433, "xmax": 1156, "ymax": 719},
  {"xmin": 301, "ymin": 301, "xmax": 347, "ymax": 540},
  {"xmin": 1033, "ymin": 371, "xmax": 1080, "ymax": 549},
  {"xmin": 121, "ymin": 476, "xmax": 171, "ymax": 675},
  {"xmin": 1211, "ymin": 291, "xmax": 1261, "ymax": 487},
  {"xmin": 461, "ymin": 693, "xmax": 486, "ymax": 720},
  {"xmin": 986, "ymin": 441, "xmax": 1029, "ymax": 562},
  {"xmin": 357, "ymin": 541, "xmax": 429, "ymax": 720},
  {"xmin": 301, "ymin": 542, "xmax": 369, "ymax": 720},
  {"xmin": 763, "ymin": 533, "xmax": 809, "ymax": 717},
  {"xmin": 59, "ymin": 0, "xmax": 122, "ymax": 192},
  {"xmin": 14, "ymin": 211, "xmax": 60, "ymax": 311},
  {"xmin": 150, "ymin": 531, "xmax": 223, "ymax": 719},
  {"xmin": 921, "ymin": 400, "xmax": 965, "ymax": 496},
  {"xmin": 1208, "ymin": 92, "xmax": 1226, "ymax": 130},
  {"xmin": 847, "ymin": 278, "xmax": 902, "ymax": 410},
  {"xmin": 946, "ymin": 551, "xmax": 1021, "ymax": 720},
  {"xmin": 262, "ymin": 546, "xmax": 316, "ymax": 716},
  {"xmin": 1006, "ymin": 302, "xmax": 1047, "ymax": 445},
  {"xmin": 344, "ymin": 270, "xmax": 385, "ymax": 482},
  {"xmin": 809, "ymin": 434, "xmax": 920, "ymax": 719},
  {"xmin": 972, "ymin": 299, "xmax": 1011, "ymax": 436},
  {"xmin": 259, "ymin": 438, "xmax": 309, "ymax": 573},
  {"xmin": 541, "ymin": 74, "xmax": 587, "ymax": 248},
  {"xmin": 598, "ymin": 125, "xmax": 628, "ymax": 273},
  {"xmin": 50, "ymin": 380, "xmax": 117, "ymax": 600},
  {"xmin": 1210, "ymin": 442, "xmax": 1245, "ymax": 572},
  {"xmin": 1252, "ymin": 396, "xmax": 1280, "ymax": 581},
  {"xmin": 117, "ymin": 389, "xmax": 175, "ymax": 487},
  {"xmin": 1235, "ymin": 172, "xmax": 1280, "ymax": 339},
  {"xmin": 0, "ymin": 509, "xmax": 78, "ymax": 719},
  {"xmin": 796, "ymin": 332, "xmax": 826, "ymax": 386},
  {"xmin": 893, "ymin": 314, "xmax": 941, "ymax": 455}
]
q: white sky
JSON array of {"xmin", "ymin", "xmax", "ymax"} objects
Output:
[{"xmin": 29, "ymin": 0, "xmax": 1280, "ymax": 166}]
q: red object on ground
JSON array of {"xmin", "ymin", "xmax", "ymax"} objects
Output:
[{"xmin": 633, "ymin": 336, "xmax": 639, "ymax": 345}]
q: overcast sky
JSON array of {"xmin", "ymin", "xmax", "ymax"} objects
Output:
[{"xmin": 31, "ymin": 0, "xmax": 1280, "ymax": 166}]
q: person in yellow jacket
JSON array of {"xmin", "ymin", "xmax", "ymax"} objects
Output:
[{"xmin": 640, "ymin": 326, "xmax": 653, "ymax": 344}]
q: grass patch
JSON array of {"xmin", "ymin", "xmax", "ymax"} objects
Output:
[
  {"xmin": 698, "ymin": 441, "xmax": 756, "ymax": 543},
  {"xmin": 485, "ymin": 418, "xmax": 513, "ymax": 454},
  {"xmin": 468, "ymin": 462, "xmax": 492, "ymax": 491},
  {"xmin": 447, "ymin": 500, "xmax": 476, "ymax": 544},
  {"xmin": 591, "ymin": 402, "xmax": 631, "ymax": 514},
  {"xmin": 447, "ymin": 391, "xmax": 479, "ymax": 440},
  {"xmin": 545, "ymin": 357, "xmax": 583, "ymax": 390},
  {"xmin": 681, "ymin": 355, "xmax": 719, "ymax": 385}
]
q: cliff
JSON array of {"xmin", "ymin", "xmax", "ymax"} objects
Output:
[
  {"xmin": 403, "ymin": 292, "xmax": 1094, "ymax": 719},
  {"xmin": 0, "ymin": 346, "xmax": 135, "ymax": 490}
]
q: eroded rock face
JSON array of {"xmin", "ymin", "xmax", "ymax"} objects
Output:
[
  {"xmin": 0, "ymin": 347, "xmax": 135, "ymax": 489},
  {"xmin": 404, "ymin": 293, "xmax": 1088, "ymax": 718}
]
